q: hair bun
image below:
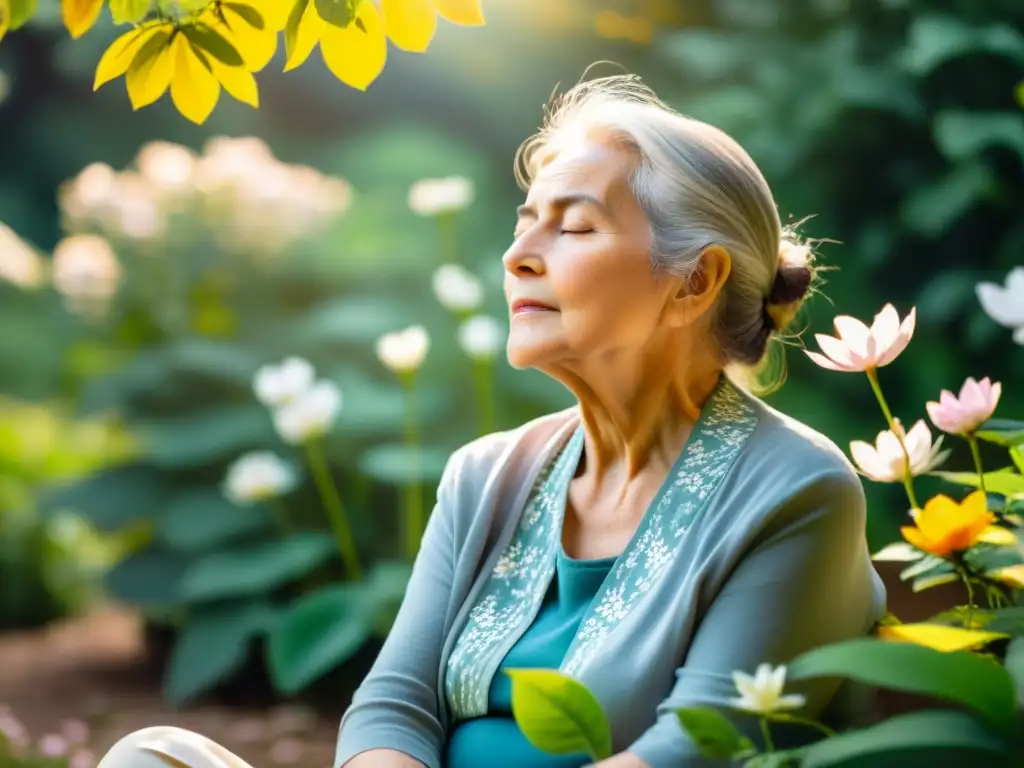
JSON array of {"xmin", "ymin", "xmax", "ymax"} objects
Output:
[{"xmin": 764, "ymin": 241, "xmax": 814, "ymax": 331}]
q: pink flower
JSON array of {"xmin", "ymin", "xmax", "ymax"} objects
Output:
[
  {"xmin": 37, "ymin": 733, "xmax": 68, "ymax": 757},
  {"xmin": 849, "ymin": 419, "xmax": 947, "ymax": 483},
  {"xmin": 926, "ymin": 377, "xmax": 1002, "ymax": 436},
  {"xmin": 61, "ymin": 719, "xmax": 90, "ymax": 745},
  {"xmin": 806, "ymin": 304, "xmax": 916, "ymax": 372}
]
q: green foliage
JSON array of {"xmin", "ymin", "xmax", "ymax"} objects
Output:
[{"xmin": 675, "ymin": 707, "xmax": 753, "ymax": 761}]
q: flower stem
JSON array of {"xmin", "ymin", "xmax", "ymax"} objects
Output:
[
  {"xmin": 865, "ymin": 368, "xmax": 920, "ymax": 510},
  {"xmin": 968, "ymin": 434, "xmax": 987, "ymax": 495},
  {"xmin": 955, "ymin": 564, "xmax": 977, "ymax": 626},
  {"xmin": 771, "ymin": 713, "xmax": 836, "ymax": 739},
  {"xmin": 270, "ymin": 498, "xmax": 293, "ymax": 535},
  {"xmin": 436, "ymin": 212, "xmax": 459, "ymax": 264},
  {"xmin": 304, "ymin": 439, "xmax": 363, "ymax": 581},
  {"xmin": 402, "ymin": 373, "xmax": 425, "ymax": 560},
  {"xmin": 472, "ymin": 358, "xmax": 496, "ymax": 436},
  {"xmin": 759, "ymin": 718, "xmax": 775, "ymax": 753}
]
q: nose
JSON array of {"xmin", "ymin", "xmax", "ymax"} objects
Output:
[{"xmin": 502, "ymin": 236, "xmax": 546, "ymax": 277}]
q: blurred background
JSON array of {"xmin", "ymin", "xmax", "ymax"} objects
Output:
[{"xmin": 0, "ymin": 0, "xmax": 1022, "ymax": 765}]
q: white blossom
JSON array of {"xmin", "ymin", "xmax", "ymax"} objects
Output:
[
  {"xmin": 729, "ymin": 664, "xmax": 806, "ymax": 716},
  {"xmin": 408, "ymin": 176, "xmax": 474, "ymax": 217},
  {"xmin": 458, "ymin": 315, "xmax": 504, "ymax": 360},
  {"xmin": 272, "ymin": 380, "xmax": 343, "ymax": 444},
  {"xmin": 0, "ymin": 224, "xmax": 45, "ymax": 288},
  {"xmin": 254, "ymin": 357, "xmax": 316, "ymax": 408},
  {"xmin": 51, "ymin": 234, "xmax": 122, "ymax": 308},
  {"xmin": 376, "ymin": 325, "xmax": 430, "ymax": 374},
  {"xmin": 224, "ymin": 451, "xmax": 298, "ymax": 504},
  {"xmin": 976, "ymin": 267, "xmax": 1024, "ymax": 345},
  {"xmin": 432, "ymin": 263, "xmax": 483, "ymax": 313}
]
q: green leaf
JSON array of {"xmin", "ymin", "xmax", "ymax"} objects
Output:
[
  {"xmin": 137, "ymin": 405, "xmax": 275, "ymax": 469},
  {"xmin": 224, "ymin": 1, "xmax": 264, "ymax": 28},
  {"xmin": 178, "ymin": 532, "xmax": 336, "ymax": 603},
  {"xmin": 164, "ymin": 600, "xmax": 278, "ymax": 707},
  {"xmin": 1003, "ymin": 636, "xmax": 1024, "ymax": 707},
  {"xmin": 932, "ymin": 468, "xmax": 1024, "ymax": 498},
  {"xmin": 983, "ymin": 607, "xmax": 1024, "ymax": 636},
  {"xmin": 933, "ymin": 112, "xmax": 1024, "ymax": 164},
  {"xmin": 674, "ymin": 707, "xmax": 746, "ymax": 760},
  {"xmin": 109, "ymin": 0, "xmax": 150, "ymax": 24},
  {"xmin": 364, "ymin": 560, "xmax": 412, "ymax": 634},
  {"xmin": 788, "ymin": 638, "xmax": 1018, "ymax": 733},
  {"xmin": 358, "ymin": 443, "xmax": 451, "ymax": 485},
  {"xmin": 976, "ymin": 421, "xmax": 1024, "ymax": 447},
  {"xmin": 266, "ymin": 584, "xmax": 373, "ymax": 694},
  {"xmin": 41, "ymin": 463, "xmax": 167, "ymax": 531},
  {"xmin": 182, "ymin": 23, "xmax": 245, "ymax": 66},
  {"xmin": 1011, "ymin": 448, "xmax": 1024, "ymax": 474},
  {"xmin": 105, "ymin": 548, "xmax": 188, "ymax": 606},
  {"xmin": 900, "ymin": 163, "xmax": 994, "ymax": 238},
  {"xmin": 284, "ymin": 0, "xmax": 309, "ymax": 61},
  {"xmin": 899, "ymin": 555, "xmax": 951, "ymax": 581},
  {"xmin": 8, "ymin": 0, "xmax": 39, "ymax": 29},
  {"xmin": 798, "ymin": 710, "xmax": 1008, "ymax": 768},
  {"xmin": 314, "ymin": 0, "xmax": 354, "ymax": 27},
  {"xmin": 156, "ymin": 489, "xmax": 273, "ymax": 554},
  {"xmin": 506, "ymin": 669, "xmax": 613, "ymax": 761},
  {"xmin": 900, "ymin": 16, "xmax": 1024, "ymax": 75}
]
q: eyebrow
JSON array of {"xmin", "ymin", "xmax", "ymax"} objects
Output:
[{"xmin": 516, "ymin": 193, "xmax": 610, "ymax": 218}]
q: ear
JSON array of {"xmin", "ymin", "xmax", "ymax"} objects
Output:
[{"xmin": 664, "ymin": 245, "xmax": 732, "ymax": 328}]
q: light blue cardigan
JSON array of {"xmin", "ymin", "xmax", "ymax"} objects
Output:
[{"xmin": 335, "ymin": 380, "xmax": 886, "ymax": 767}]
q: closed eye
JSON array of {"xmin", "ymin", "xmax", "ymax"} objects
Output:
[{"xmin": 561, "ymin": 228, "xmax": 594, "ymax": 235}]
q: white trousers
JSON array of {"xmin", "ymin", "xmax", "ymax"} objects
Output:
[{"xmin": 97, "ymin": 726, "xmax": 255, "ymax": 768}]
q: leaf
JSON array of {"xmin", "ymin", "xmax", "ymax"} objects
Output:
[
  {"xmin": 1002, "ymin": 636, "xmax": 1024, "ymax": 707},
  {"xmin": 900, "ymin": 163, "xmax": 994, "ymax": 238},
  {"xmin": 977, "ymin": 420, "xmax": 1024, "ymax": 448},
  {"xmin": 108, "ymin": 0, "xmax": 149, "ymax": 24},
  {"xmin": 982, "ymin": 607, "xmax": 1024, "ymax": 635},
  {"xmin": 872, "ymin": 542, "xmax": 924, "ymax": 562},
  {"xmin": 224, "ymin": 1, "xmax": 264, "ymax": 29},
  {"xmin": 137, "ymin": 405, "xmax": 275, "ymax": 469},
  {"xmin": 899, "ymin": 555, "xmax": 951, "ymax": 581},
  {"xmin": 674, "ymin": 707, "xmax": 747, "ymax": 760},
  {"xmin": 156, "ymin": 489, "xmax": 273, "ymax": 554},
  {"xmin": 41, "ymin": 463, "xmax": 167, "ymax": 531},
  {"xmin": 933, "ymin": 468, "xmax": 1024, "ymax": 498},
  {"xmin": 933, "ymin": 112, "xmax": 1024, "ymax": 164},
  {"xmin": 169, "ymin": 36, "xmax": 221, "ymax": 125},
  {"xmin": 178, "ymin": 532, "xmax": 337, "ymax": 603},
  {"xmin": 94, "ymin": 26, "xmax": 154, "ymax": 90},
  {"xmin": 125, "ymin": 28, "xmax": 174, "ymax": 109},
  {"xmin": 284, "ymin": 0, "xmax": 312, "ymax": 66},
  {"xmin": 364, "ymin": 560, "xmax": 412, "ymax": 633},
  {"xmin": 314, "ymin": 0, "xmax": 353, "ymax": 27},
  {"xmin": 788, "ymin": 638, "xmax": 1018, "ymax": 733},
  {"xmin": 878, "ymin": 623, "xmax": 1007, "ymax": 652},
  {"xmin": 319, "ymin": 0, "xmax": 385, "ymax": 90},
  {"xmin": 8, "ymin": 0, "xmax": 37, "ymax": 29},
  {"xmin": 358, "ymin": 443, "xmax": 451, "ymax": 485},
  {"xmin": 900, "ymin": 15, "xmax": 1024, "ymax": 75},
  {"xmin": 61, "ymin": 0, "xmax": 104, "ymax": 37},
  {"xmin": 183, "ymin": 23, "xmax": 245, "ymax": 66},
  {"xmin": 1011, "ymin": 448, "xmax": 1024, "ymax": 474},
  {"xmin": 266, "ymin": 584, "xmax": 373, "ymax": 694},
  {"xmin": 432, "ymin": 0, "xmax": 484, "ymax": 25},
  {"xmin": 164, "ymin": 600, "xmax": 278, "ymax": 706},
  {"xmin": 799, "ymin": 710, "xmax": 1008, "ymax": 768},
  {"xmin": 506, "ymin": 669, "xmax": 613, "ymax": 761},
  {"xmin": 911, "ymin": 571, "xmax": 960, "ymax": 592},
  {"xmin": 105, "ymin": 548, "xmax": 188, "ymax": 606}
]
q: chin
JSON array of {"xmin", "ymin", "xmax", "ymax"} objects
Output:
[{"xmin": 506, "ymin": 337, "xmax": 559, "ymax": 370}]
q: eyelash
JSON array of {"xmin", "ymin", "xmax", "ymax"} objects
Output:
[{"xmin": 561, "ymin": 228, "xmax": 594, "ymax": 235}]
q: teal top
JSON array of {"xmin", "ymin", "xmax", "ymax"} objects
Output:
[
  {"xmin": 336, "ymin": 379, "xmax": 887, "ymax": 768},
  {"xmin": 445, "ymin": 549, "xmax": 616, "ymax": 767}
]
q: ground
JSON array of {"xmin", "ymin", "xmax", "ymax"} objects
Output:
[{"xmin": 0, "ymin": 606, "xmax": 344, "ymax": 767}]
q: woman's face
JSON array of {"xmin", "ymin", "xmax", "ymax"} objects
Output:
[{"xmin": 503, "ymin": 138, "xmax": 681, "ymax": 373}]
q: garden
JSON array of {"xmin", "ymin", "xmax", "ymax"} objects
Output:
[{"xmin": 0, "ymin": 0, "xmax": 1023, "ymax": 766}]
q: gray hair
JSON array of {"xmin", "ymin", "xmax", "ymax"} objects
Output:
[{"xmin": 514, "ymin": 74, "xmax": 814, "ymax": 369}]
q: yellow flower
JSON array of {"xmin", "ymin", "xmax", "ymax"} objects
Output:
[
  {"xmin": 900, "ymin": 491, "xmax": 995, "ymax": 558},
  {"xmin": 380, "ymin": 0, "xmax": 486, "ymax": 52},
  {"xmin": 879, "ymin": 623, "xmax": 1007, "ymax": 652},
  {"xmin": 62, "ymin": 0, "xmax": 104, "ymax": 38},
  {"xmin": 284, "ymin": 0, "xmax": 387, "ymax": 90},
  {"xmin": 94, "ymin": 23, "xmax": 260, "ymax": 124}
]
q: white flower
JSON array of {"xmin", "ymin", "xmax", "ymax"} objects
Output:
[
  {"xmin": 432, "ymin": 264, "xmax": 483, "ymax": 313},
  {"xmin": 273, "ymin": 380, "xmax": 343, "ymax": 444},
  {"xmin": 729, "ymin": 664, "xmax": 806, "ymax": 716},
  {"xmin": 135, "ymin": 141, "xmax": 197, "ymax": 196},
  {"xmin": 0, "ymin": 224, "xmax": 45, "ymax": 288},
  {"xmin": 51, "ymin": 234, "xmax": 122, "ymax": 301},
  {"xmin": 849, "ymin": 419, "xmax": 947, "ymax": 483},
  {"xmin": 976, "ymin": 267, "xmax": 1024, "ymax": 345},
  {"xmin": 223, "ymin": 451, "xmax": 298, "ymax": 504},
  {"xmin": 254, "ymin": 357, "xmax": 316, "ymax": 408},
  {"xmin": 408, "ymin": 176, "xmax": 474, "ymax": 217},
  {"xmin": 376, "ymin": 325, "xmax": 430, "ymax": 374},
  {"xmin": 458, "ymin": 315, "xmax": 504, "ymax": 360}
]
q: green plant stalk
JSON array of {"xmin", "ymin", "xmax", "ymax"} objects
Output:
[
  {"xmin": 304, "ymin": 439, "xmax": 363, "ymax": 581},
  {"xmin": 269, "ymin": 498, "xmax": 293, "ymax": 534},
  {"xmin": 967, "ymin": 434, "xmax": 987, "ymax": 495},
  {"xmin": 760, "ymin": 717, "xmax": 775, "ymax": 753},
  {"xmin": 769, "ymin": 712, "xmax": 836, "ymax": 739},
  {"xmin": 865, "ymin": 368, "xmax": 920, "ymax": 510},
  {"xmin": 402, "ymin": 372, "xmax": 425, "ymax": 560},
  {"xmin": 472, "ymin": 357, "xmax": 496, "ymax": 437},
  {"xmin": 436, "ymin": 212, "xmax": 459, "ymax": 264}
]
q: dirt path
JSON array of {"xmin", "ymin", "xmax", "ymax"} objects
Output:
[{"xmin": 0, "ymin": 606, "xmax": 342, "ymax": 767}]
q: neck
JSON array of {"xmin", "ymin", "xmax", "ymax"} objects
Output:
[{"xmin": 551, "ymin": 339, "xmax": 722, "ymax": 483}]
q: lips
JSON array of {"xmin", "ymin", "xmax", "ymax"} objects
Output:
[{"xmin": 511, "ymin": 299, "xmax": 556, "ymax": 314}]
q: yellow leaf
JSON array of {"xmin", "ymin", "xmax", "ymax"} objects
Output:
[
  {"xmin": 284, "ymin": 0, "xmax": 324, "ymax": 72},
  {"xmin": 207, "ymin": 55, "xmax": 259, "ymax": 108},
  {"xmin": 94, "ymin": 26, "xmax": 156, "ymax": 90},
  {"xmin": 217, "ymin": 2, "xmax": 279, "ymax": 71},
  {"xmin": 879, "ymin": 622, "xmax": 1007, "ymax": 652},
  {"xmin": 431, "ymin": 0, "xmax": 484, "ymax": 26},
  {"xmin": 109, "ymin": 0, "xmax": 150, "ymax": 24},
  {"xmin": 61, "ymin": 0, "xmax": 104, "ymax": 38},
  {"xmin": 125, "ymin": 28, "xmax": 175, "ymax": 109},
  {"xmin": 990, "ymin": 564, "xmax": 1024, "ymax": 589},
  {"xmin": 170, "ymin": 35, "xmax": 221, "ymax": 124},
  {"xmin": 320, "ymin": 0, "xmax": 385, "ymax": 90},
  {"xmin": 382, "ymin": 0, "xmax": 436, "ymax": 52},
  {"xmin": 0, "ymin": 0, "xmax": 10, "ymax": 46},
  {"xmin": 977, "ymin": 525, "xmax": 1019, "ymax": 546},
  {"xmin": 236, "ymin": 0, "xmax": 290, "ymax": 31}
]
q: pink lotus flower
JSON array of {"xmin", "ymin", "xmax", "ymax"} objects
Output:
[
  {"xmin": 926, "ymin": 377, "xmax": 1002, "ymax": 436},
  {"xmin": 849, "ymin": 419, "xmax": 947, "ymax": 483},
  {"xmin": 806, "ymin": 304, "xmax": 916, "ymax": 372}
]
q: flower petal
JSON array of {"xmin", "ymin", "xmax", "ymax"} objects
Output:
[
  {"xmin": 382, "ymin": 0, "xmax": 437, "ymax": 52},
  {"xmin": 813, "ymin": 333, "xmax": 855, "ymax": 367},
  {"xmin": 875, "ymin": 306, "xmax": 915, "ymax": 367},
  {"xmin": 805, "ymin": 349, "xmax": 855, "ymax": 372},
  {"xmin": 832, "ymin": 315, "xmax": 871, "ymax": 359},
  {"xmin": 775, "ymin": 694, "xmax": 806, "ymax": 711},
  {"xmin": 431, "ymin": 0, "xmax": 486, "ymax": 25},
  {"xmin": 869, "ymin": 303, "xmax": 901, "ymax": 354},
  {"xmin": 977, "ymin": 280, "xmax": 1024, "ymax": 327},
  {"xmin": 320, "ymin": 0, "xmax": 386, "ymax": 90},
  {"xmin": 850, "ymin": 440, "xmax": 887, "ymax": 481},
  {"xmin": 901, "ymin": 525, "xmax": 940, "ymax": 556}
]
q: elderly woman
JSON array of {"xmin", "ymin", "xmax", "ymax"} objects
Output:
[{"xmin": 98, "ymin": 75, "xmax": 884, "ymax": 768}]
